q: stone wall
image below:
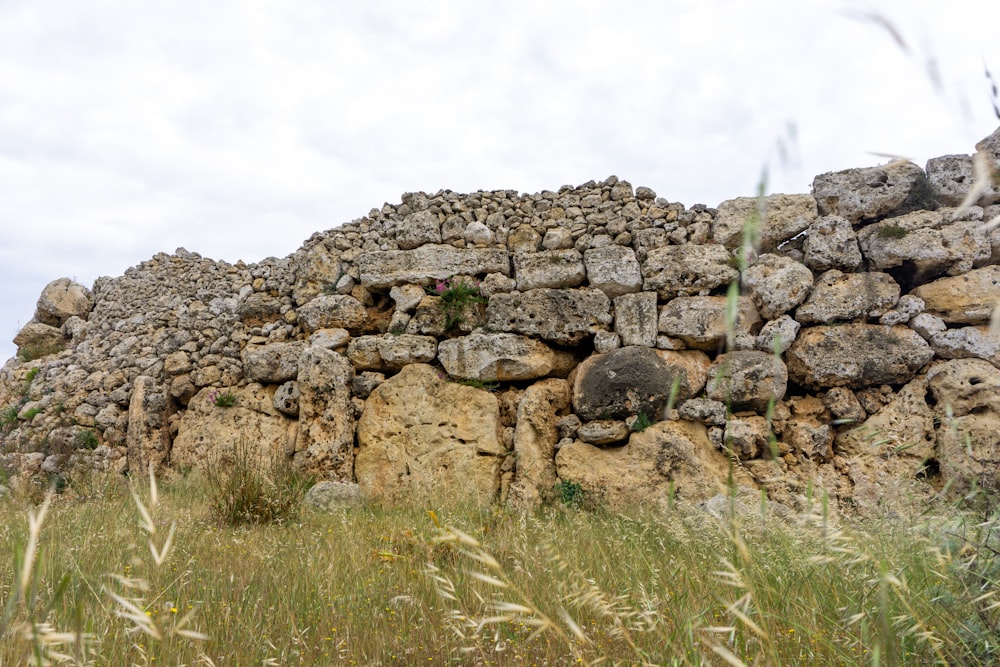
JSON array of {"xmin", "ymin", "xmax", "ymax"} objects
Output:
[{"xmin": 3, "ymin": 128, "xmax": 1000, "ymax": 515}]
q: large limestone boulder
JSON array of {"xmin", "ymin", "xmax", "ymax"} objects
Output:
[
  {"xmin": 297, "ymin": 295, "xmax": 368, "ymax": 334},
  {"xmin": 583, "ymin": 246, "xmax": 643, "ymax": 298},
  {"xmin": 938, "ymin": 413, "xmax": 1000, "ymax": 495},
  {"xmin": 926, "ymin": 153, "xmax": 1000, "ymax": 207},
  {"xmin": 929, "ymin": 326, "xmax": 1000, "ymax": 368},
  {"xmin": 172, "ymin": 384, "xmax": 298, "ymax": 472},
  {"xmin": 787, "ymin": 324, "xmax": 934, "ymax": 389},
  {"xmin": 854, "ymin": 211, "xmax": 989, "ymax": 279},
  {"xmin": 812, "ymin": 161, "xmax": 936, "ymax": 223},
  {"xmin": 35, "ymin": 278, "xmax": 94, "ymax": 327},
  {"xmin": 486, "ymin": 288, "xmax": 612, "ymax": 345},
  {"xmin": 357, "ymin": 245, "xmax": 510, "ymax": 289},
  {"xmin": 238, "ymin": 292, "xmax": 284, "ymax": 327},
  {"xmin": 509, "ymin": 378, "xmax": 570, "ymax": 507},
  {"xmin": 355, "ymin": 364, "xmax": 506, "ymax": 502},
  {"xmin": 554, "ymin": 420, "xmax": 741, "ymax": 508},
  {"xmin": 642, "ymin": 244, "xmax": 739, "ymax": 298},
  {"xmin": 912, "ymin": 265, "xmax": 1000, "ymax": 324},
  {"xmin": 397, "ymin": 210, "xmax": 442, "ymax": 250},
  {"xmin": 795, "ymin": 271, "xmax": 900, "ymax": 324},
  {"xmin": 572, "ymin": 346, "xmax": 704, "ymax": 421},
  {"xmin": 742, "ymin": 254, "xmax": 814, "ymax": 319},
  {"xmin": 706, "ymin": 351, "xmax": 787, "ymax": 412},
  {"xmin": 712, "ymin": 193, "xmax": 818, "ymax": 250},
  {"xmin": 513, "ymin": 249, "xmax": 586, "ymax": 290},
  {"xmin": 241, "ymin": 341, "xmax": 305, "ymax": 383},
  {"xmin": 12, "ymin": 321, "xmax": 65, "ymax": 358},
  {"xmin": 126, "ymin": 376, "xmax": 170, "ymax": 474},
  {"xmin": 926, "ymin": 358, "xmax": 1000, "ymax": 416},
  {"xmin": 346, "ymin": 334, "xmax": 437, "ymax": 372},
  {"xmin": 801, "ymin": 216, "xmax": 863, "ymax": 271},
  {"xmin": 657, "ymin": 296, "xmax": 760, "ymax": 351},
  {"xmin": 293, "ymin": 347, "xmax": 355, "ymax": 478},
  {"xmin": 291, "ymin": 243, "xmax": 342, "ymax": 305},
  {"xmin": 438, "ymin": 332, "xmax": 563, "ymax": 382}
]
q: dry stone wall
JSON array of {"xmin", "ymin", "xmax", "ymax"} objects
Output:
[{"xmin": 3, "ymin": 128, "xmax": 1000, "ymax": 515}]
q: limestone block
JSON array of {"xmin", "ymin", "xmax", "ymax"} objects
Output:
[
  {"xmin": 273, "ymin": 381, "xmax": 300, "ymax": 417},
  {"xmin": 879, "ymin": 294, "xmax": 925, "ymax": 325},
  {"xmin": 509, "ymin": 379, "xmax": 570, "ymax": 508},
  {"xmin": 926, "ymin": 153, "xmax": 1000, "ymax": 207},
  {"xmin": 912, "ymin": 265, "xmax": 1000, "ymax": 324},
  {"xmin": 542, "ymin": 227, "xmax": 574, "ymax": 250},
  {"xmin": 910, "ymin": 313, "xmax": 947, "ymax": 340},
  {"xmin": 172, "ymin": 384, "xmax": 297, "ymax": 472},
  {"xmin": 513, "ymin": 249, "xmax": 586, "ymax": 290},
  {"xmin": 613, "ymin": 292, "xmax": 658, "ymax": 347},
  {"xmin": 577, "ymin": 420, "xmax": 630, "ymax": 446},
  {"xmin": 822, "ymin": 387, "xmax": 866, "ymax": 424},
  {"xmin": 677, "ymin": 398, "xmax": 728, "ymax": 426},
  {"xmin": 355, "ymin": 364, "xmax": 505, "ymax": 502},
  {"xmin": 706, "ymin": 351, "xmax": 787, "ymax": 412},
  {"xmin": 712, "ymin": 193, "xmax": 817, "ymax": 250},
  {"xmin": 572, "ymin": 346, "xmax": 703, "ymax": 422},
  {"xmin": 756, "ymin": 315, "xmax": 800, "ymax": 353},
  {"xmin": 787, "ymin": 324, "xmax": 934, "ymax": 389},
  {"xmin": 802, "ymin": 216, "xmax": 863, "ymax": 271},
  {"xmin": 724, "ymin": 416, "xmax": 771, "ymax": 460},
  {"xmin": 856, "ymin": 211, "xmax": 949, "ymax": 279},
  {"xmin": 238, "ymin": 292, "xmax": 283, "ymax": 327},
  {"xmin": 742, "ymin": 254, "xmax": 813, "ymax": 320},
  {"xmin": 657, "ymin": 295, "xmax": 759, "ymax": 351},
  {"xmin": 241, "ymin": 341, "xmax": 305, "ymax": 383},
  {"xmin": 930, "ymin": 326, "xmax": 1000, "ymax": 368},
  {"xmin": 812, "ymin": 161, "xmax": 935, "ymax": 222},
  {"xmin": 783, "ymin": 418, "xmax": 834, "ymax": 462},
  {"xmin": 486, "ymin": 288, "xmax": 612, "ymax": 345},
  {"xmin": 642, "ymin": 244, "xmax": 738, "ymax": 298},
  {"xmin": 294, "ymin": 347, "xmax": 355, "ymax": 478},
  {"xmin": 835, "ymin": 378, "xmax": 936, "ymax": 459},
  {"xmin": 926, "ymin": 359, "xmax": 1000, "ymax": 417},
  {"xmin": 13, "ymin": 321, "xmax": 65, "ymax": 357},
  {"xmin": 507, "ymin": 225, "xmax": 542, "ymax": 253},
  {"xmin": 796, "ymin": 270, "xmax": 900, "ymax": 324},
  {"xmin": 397, "ymin": 210, "xmax": 442, "ymax": 250},
  {"xmin": 308, "ymin": 328, "xmax": 351, "ymax": 349},
  {"xmin": 347, "ymin": 334, "xmax": 437, "ymax": 372},
  {"xmin": 291, "ymin": 243, "xmax": 342, "ymax": 305},
  {"xmin": 35, "ymin": 278, "xmax": 94, "ymax": 327},
  {"xmin": 463, "ymin": 220, "xmax": 494, "ymax": 247},
  {"xmin": 554, "ymin": 420, "xmax": 738, "ymax": 508},
  {"xmin": 593, "ymin": 330, "xmax": 621, "ymax": 353},
  {"xmin": 583, "ymin": 246, "xmax": 643, "ymax": 298},
  {"xmin": 357, "ymin": 245, "xmax": 510, "ymax": 289},
  {"xmin": 937, "ymin": 413, "xmax": 1000, "ymax": 494},
  {"xmin": 389, "ymin": 284, "xmax": 427, "ymax": 313},
  {"xmin": 438, "ymin": 332, "xmax": 557, "ymax": 382},
  {"xmin": 939, "ymin": 218, "xmax": 991, "ymax": 275},
  {"xmin": 297, "ymin": 295, "xmax": 368, "ymax": 334}
]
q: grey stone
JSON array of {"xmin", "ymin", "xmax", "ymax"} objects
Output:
[
  {"xmin": 930, "ymin": 326, "xmax": 1000, "ymax": 368},
  {"xmin": 294, "ymin": 347, "xmax": 355, "ymax": 477},
  {"xmin": 742, "ymin": 254, "xmax": 814, "ymax": 319},
  {"xmin": 642, "ymin": 244, "xmax": 739, "ymax": 298},
  {"xmin": 593, "ymin": 330, "xmax": 621, "ymax": 353},
  {"xmin": 802, "ymin": 216, "xmax": 863, "ymax": 271},
  {"xmin": 795, "ymin": 270, "xmax": 900, "ymax": 324},
  {"xmin": 389, "ymin": 284, "xmax": 427, "ymax": 313},
  {"xmin": 273, "ymin": 381, "xmax": 300, "ymax": 417},
  {"xmin": 397, "ymin": 210, "xmax": 442, "ymax": 250},
  {"xmin": 787, "ymin": 324, "xmax": 934, "ymax": 389},
  {"xmin": 352, "ymin": 371, "xmax": 385, "ymax": 399},
  {"xmin": 35, "ymin": 278, "xmax": 94, "ymax": 327},
  {"xmin": 677, "ymin": 398, "xmax": 728, "ymax": 426},
  {"xmin": 242, "ymin": 342, "xmax": 305, "ymax": 383},
  {"xmin": 706, "ymin": 351, "xmax": 787, "ymax": 412},
  {"xmin": 347, "ymin": 334, "xmax": 437, "ymax": 371},
  {"xmin": 879, "ymin": 294, "xmax": 925, "ymax": 325},
  {"xmin": 297, "ymin": 295, "xmax": 368, "ymax": 334},
  {"xmin": 613, "ymin": 292, "xmax": 658, "ymax": 347},
  {"xmin": 438, "ymin": 332, "xmax": 557, "ymax": 382},
  {"xmin": 724, "ymin": 416, "xmax": 771, "ymax": 460},
  {"xmin": 308, "ymin": 328, "xmax": 351, "ymax": 349},
  {"xmin": 812, "ymin": 161, "xmax": 937, "ymax": 222},
  {"xmin": 910, "ymin": 313, "xmax": 948, "ymax": 340},
  {"xmin": 513, "ymin": 249, "xmax": 586, "ymax": 290},
  {"xmin": 712, "ymin": 193, "xmax": 817, "ymax": 250},
  {"xmin": 657, "ymin": 296, "xmax": 759, "ymax": 351},
  {"xmin": 577, "ymin": 420, "xmax": 630, "ymax": 446},
  {"xmin": 486, "ymin": 288, "xmax": 612, "ymax": 345},
  {"xmin": 463, "ymin": 220, "xmax": 494, "ymax": 247},
  {"xmin": 572, "ymin": 346, "xmax": 683, "ymax": 421},
  {"xmin": 304, "ymin": 480, "xmax": 364, "ymax": 511},
  {"xmin": 357, "ymin": 245, "xmax": 510, "ymax": 289},
  {"xmin": 584, "ymin": 246, "xmax": 643, "ymax": 298},
  {"xmin": 756, "ymin": 315, "xmax": 800, "ymax": 353},
  {"xmin": 542, "ymin": 227, "xmax": 574, "ymax": 250}
]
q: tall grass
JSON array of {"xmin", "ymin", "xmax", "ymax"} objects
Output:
[{"xmin": 2, "ymin": 473, "xmax": 1000, "ymax": 665}]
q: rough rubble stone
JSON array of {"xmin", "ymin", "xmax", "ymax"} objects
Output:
[
  {"xmin": 802, "ymin": 216, "xmax": 863, "ymax": 271},
  {"xmin": 308, "ymin": 327, "xmax": 351, "ymax": 349},
  {"xmin": 13, "ymin": 322, "xmax": 65, "ymax": 357},
  {"xmin": 912, "ymin": 265, "xmax": 1000, "ymax": 324},
  {"xmin": 577, "ymin": 420, "xmax": 630, "ymax": 445},
  {"xmin": 304, "ymin": 480, "xmax": 364, "ymax": 511},
  {"xmin": 358, "ymin": 245, "xmax": 510, "ymax": 289},
  {"xmin": 347, "ymin": 334, "xmax": 437, "ymax": 372},
  {"xmin": 855, "ymin": 211, "xmax": 950, "ymax": 279},
  {"xmin": 741, "ymin": 254, "xmax": 814, "ymax": 320},
  {"xmin": 795, "ymin": 270, "xmax": 900, "ymax": 324},
  {"xmin": 926, "ymin": 358, "xmax": 1000, "ymax": 417},
  {"xmin": 787, "ymin": 324, "xmax": 934, "ymax": 389},
  {"xmin": 297, "ymin": 295, "xmax": 368, "ymax": 334},
  {"xmin": 438, "ymin": 332, "xmax": 558, "ymax": 382},
  {"xmin": 724, "ymin": 416, "xmax": 771, "ymax": 460},
  {"xmin": 293, "ymin": 347, "xmax": 355, "ymax": 478},
  {"xmin": 756, "ymin": 315, "xmax": 800, "ymax": 353},
  {"xmin": 706, "ymin": 351, "xmax": 787, "ymax": 412},
  {"xmin": 513, "ymin": 249, "xmax": 586, "ymax": 290},
  {"xmin": 273, "ymin": 381, "xmax": 300, "ymax": 417},
  {"xmin": 657, "ymin": 295, "xmax": 760, "ymax": 351},
  {"xmin": 712, "ymin": 193, "xmax": 818, "ymax": 250},
  {"xmin": 822, "ymin": 387, "xmax": 866, "ymax": 424},
  {"xmin": 486, "ymin": 288, "xmax": 612, "ymax": 345},
  {"xmin": 930, "ymin": 326, "xmax": 1000, "ymax": 368},
  {"xmin": 355, "ymin": 364, "xmax": 505, "ymax": 502},
  {"xmin": 389, "ymin": 284, "xmax": 427, "ymax": 313},
  {"xmin": 291, "ymin": 244, "xmax": 341, "ymax": 306},
  {"xmin": 241, "ymin": 341, "xmax": 305, "ymax": 383},
  {"xmin": 509, "ymin": 379, "xmax": 570, "ymax": 508},
  {"xmin": 812, "ymin": 161, "xmax": 936, "ymax": 222},
  {"xmin": 397, "ymin": 210, "xmax": 442, "ymax": 250},
  {"xmin": 126, "ymin": 376, "xmax": 169, "ymax": 474},
  {"xmin": 926, "ymin": 154, "xmax": 1000, "ymax": 207},
  {"xmin": 583, "ymin": 246, "xmax": 643, "ymax": 298},
  {"xmin": 642, "ymin": 244, "xmax": 739, "ymax": 298}
]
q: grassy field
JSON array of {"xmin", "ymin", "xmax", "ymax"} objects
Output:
[{"xmin": 1, "ymin": 470, "xmax": 1000, "ymax": 666}]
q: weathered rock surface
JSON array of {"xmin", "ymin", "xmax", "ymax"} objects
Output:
[
  {"xmin": 241, "ymin": 342, "xmax": 305, "ymax": 383},
  {"xmin": 812, "ymin": 161, "xmax": 936, "ymax": 222},
  {"xmin": 613, "ymin": 292, "xmax": 658, "ymax": 347},
  {"xmin": 657, "ymin": 296, "xmax": 760, "ymax": 351},
  {"xmin": 742, "ymin": 254, "xmax": 814, "ymax": 320},
  {"xmin": 297, "ymin": 295, "xmax": 368, "ymax": 334},
  {"xmin": 358, "ymin": 245, "xmax": 510, "ymax": 289},
  {"xmin": 513, "ymin": 249, "xmax": 586, "ymax": 290},
  {"xmin": 293, "ymin": 347, "xmax": 355, "ymax": 477},
  {"xmin": 713, "ymin": 193, "xmax": 818, "ymax": 250},
  {"xmin": 509, "ymin": 379, "xmax": 570, "ymax": 507},
  {"xmin": 706, "ymin": 351, "xmax": 787, "ymax": 412},
  {"xmin": 912, "ymin": 265, "xmax": 1000, "ymax": 324},
  {"xmin": 787, "ymin": 324, "xmax": 934, "ymax": 389},
  {"xmin": 438, "ymin": 332, "xmax": 560, "ymax": 382},
  {"xmin": 584, "ymin": 246, "xmax": 643, "ymax": 298},
  {"xmin": 355, "ymin": 364, "xmax": 505, "ymax": 502},
  {"xmin": 487, "ymin": 288, "xmax": 612, "ymax": 344},
  {"xmin": 802, "ymin": 216, "xmax": 863, "ymax": 271},
  {"xmin": 303, "ymin": 480, "xmax": 364, "ymax": 510},
  {"xmin": 35, "ymin": 278, "xmax": 94, "ymax": 327},
  {"xmin": 795, "ymin": 271, "xmax": 900, "ymax": 324},
  {"xmin": 642, "ymin": 244, "xmax": 738, "ymax": 298}
]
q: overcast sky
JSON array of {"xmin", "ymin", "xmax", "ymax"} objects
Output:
[{"xmin": 2, "ymin": 0, "xmax": 998, "ymax": 363}]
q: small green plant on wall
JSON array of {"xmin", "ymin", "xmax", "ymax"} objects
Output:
[
  {"xmin": 208, "ymin": 389, "xmax": 237, "ymax": 408},
  {"xmin": 428, "ymin": 276, "xmax": 486, "ymax": 330}
]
